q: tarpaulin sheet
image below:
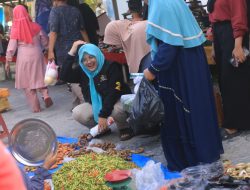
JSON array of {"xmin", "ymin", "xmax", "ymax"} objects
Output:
[{"xmin": 23, "ymin": 136, "xmax": 181, "ymax": 179}]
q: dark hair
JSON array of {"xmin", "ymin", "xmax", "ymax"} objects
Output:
[
  {"xmin": 207, "ymin": 0, "xmax": 216, "ymax": 13},
  {"xmin": 67, "ymin": 0, "xmax": 79, "ymax": 7},
  {"xmin": 128, "ymin": 0, "xmax": 142, "ymax": 13}
]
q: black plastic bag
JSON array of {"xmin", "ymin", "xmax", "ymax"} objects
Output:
[{"xmin": 128, "ymin": 77, "xmax": 165, "ymax": 135}]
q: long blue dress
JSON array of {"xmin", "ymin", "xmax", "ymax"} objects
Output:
[{"xmin": 148, "ymin": 41, "xmax": 223, "ymax": 172}]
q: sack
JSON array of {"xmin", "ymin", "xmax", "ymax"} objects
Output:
[
  {"xmin": 44, "ymin": 61, "xmax": 58, "ymax": 86},
  {"xmin": 128, "ymin": 77, "xmax": 164, "ymax": 135}
]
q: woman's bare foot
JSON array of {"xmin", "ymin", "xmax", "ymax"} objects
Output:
[{"xmin": 225, "ymin": 128, "xmax": 237, "ymax": 134}]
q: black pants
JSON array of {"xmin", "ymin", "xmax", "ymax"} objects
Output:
[{"xmin": 213, "ymin": 21, "xmax": 250, "ymax": 130}]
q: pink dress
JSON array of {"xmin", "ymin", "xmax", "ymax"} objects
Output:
[{"xmin": 6, "ymin": 30, "xmax": 48, "ymax": 89}]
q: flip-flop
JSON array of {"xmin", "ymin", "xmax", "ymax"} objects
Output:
[
  {"xmin": 220, "ymin": 128, "xmax": 241, "ymax": 141},
  {"xmin": 119, "ymin": 128, "xmax": 134, "ymax": 141},
  {"xmin": 43, "ymin": 97, "xmax": 53, "ymax": 108}
]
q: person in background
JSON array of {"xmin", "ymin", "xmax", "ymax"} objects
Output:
[
  {"xmin": 60, "ymin": 40, "xmax": 134, "ymax": 141},
  {"xmin": 144, "ymin": 0, "xmax": 223, "ymax": 172},
  {"xmin": 48, "ymin": 0, "xmax": 89, "ymax": 67},
  {"xmin": 0, "ymin": 23, "xmax": 4, "ymax": 55},
  {"xmin": 5, "ymin": 5, "xmax": 53, "ymax": 113},
  {"xmin": 208, "ymin": 0, "xmax": 250, "ymax": 140},
  {"xmin": 104, "ymin": 0, "xmax": 151, "ymax": 73},
  {"xmin": 0, "ymin": 141, "xmax": 26, "ymax": 190},
  {"xmin": 95, "ymin": 2, "xmax": 105, "ymax": 17},
  {"xmin": 78, "ymin": 1, "xmax": 100, "ymax": 46},
  {"xmin": 142, "ymin": 0, "xmax": 148, "ymax": 20},
  {"xmin": 35, "ymin": 0, "xmax": 52, "ymax": 35}
]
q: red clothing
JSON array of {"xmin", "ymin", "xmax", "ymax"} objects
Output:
[
  {"xmin": 10, "ymin": 5, "xmax": 41, "ymax": 44},
  {"xmin": 0, "ymin": 142, "xmax": 26, "ymax": 190},
  {"xmin": 209, "ymin": 0, "xmax": 248, "ymax": 38}
]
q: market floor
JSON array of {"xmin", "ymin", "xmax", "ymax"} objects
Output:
[{"xmin": 1, "ymin": 80, "xmax": 250, "ymax": 166}]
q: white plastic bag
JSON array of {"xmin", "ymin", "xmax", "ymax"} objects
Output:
[
  {"xmin": 133, "ymin": 76, "xmax": 143, "ymax": 94},
  {"xmin": 44, "ymin": 61, "xmax": 58, "ymax": 86},
  {"xmin": 133, "ymin": 161, "xmax": 166, "ymax": 190},
  {"xmin": 120, "ymin": 94, "xmax": 136, "ymax": 112}
]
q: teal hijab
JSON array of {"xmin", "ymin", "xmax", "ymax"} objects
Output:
[
  {"xmin": 78, "ymin": 44, "xmax": 105, "ymax": 123},
  {"xmin": 146, "ymin": 0, "xmax": 206, "ymax": 58}
]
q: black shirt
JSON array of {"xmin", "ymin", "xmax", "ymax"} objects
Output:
[{"xmin": 60, "ymin": 54, "xmax": 131, "ymax": 118}]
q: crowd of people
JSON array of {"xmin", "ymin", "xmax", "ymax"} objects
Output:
[{"xmin": 1, "ymin": 0, "xmax": 250, "ymax": 189}]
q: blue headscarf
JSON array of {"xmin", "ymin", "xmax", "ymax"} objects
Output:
[
  {"xmin": 35, "ymin": 0, "xmax": 52, "ymax": 34},
  {"xmin": 78, "ymin": 44, "xmax": 105, "ymax": 123},
  {"xmin": 146, "ymin": 0, "xmax": 206, "ymax": 58}
]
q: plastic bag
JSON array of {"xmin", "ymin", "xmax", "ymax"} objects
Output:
[
  {"xmin": 44, "ymin": 61, "xmax": 58, "ymax": 86},
  {"xmin": 128, "ymin": 77, "xmax": 164, "ymax": 135},
  {"xmin": 121, "ymin": 94, "xmax": 136, "ymax": 113},
  {"xmin": 133, "ymin": 76, "xmax": 143, "ymax": 94},
  {"xmin": 132, "ymin": 161, "xmax": 167, "ymax": 190}
]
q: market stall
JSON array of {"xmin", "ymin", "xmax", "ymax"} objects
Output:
[
  {"xmin": 7, "ymin": 119, "xmax": 249, "ymax": 190},
  {"xmin": 19, "ymin": 137, "xmax": 181, "ymax": 190}
]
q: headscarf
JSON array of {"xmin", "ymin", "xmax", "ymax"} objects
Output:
[
  {"xmin": 146, "ymin": 0, "xmax": 206, "ymax": 58},
  {"xmin": 78, "ymin": 44, "xmax": 105, "ymax": 122},
  {"xmin": 35, "ymin": 0, "xmax": 52, "ymax": 17},
  {"xmin": 35, "ymin": 0, "xmax": 52, "ymax": 34},
  {"xmin": 10, "ymin": 5, "xmax": 41, "ymax": 44}
]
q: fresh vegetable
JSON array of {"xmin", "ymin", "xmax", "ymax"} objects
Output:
[{"xmin": 52, "ymin": 153, "xmax": 137, "ymax": 190}]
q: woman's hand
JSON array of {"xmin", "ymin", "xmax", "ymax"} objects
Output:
[
  {"xmin": 98, "ymin": 117, "xmax": 108, "ymax": 133},
  {"xmin": 144, "ymin": 68, "xmax": 155, "ymax": 81},
  {"xmin": 233, "ymin": 37, "xmax": 246, "ymax": 64},
  {"xmin": 68, "ymin": 40, "xmax": 87, "ymax": 56},
  {"xmin": 42, "ymin": 152, "xmax": 57, "ymax": 170},
  {"xmin": 232, "ymin": 46, "xmax": 246, "ymax": 64},
  {"xmin": 5, "ymin": 62, "xmax": 10, "ymax": 77},
  {"xmin": 48, "ymin": 50, "xmax": 55, "ymax": 62}
]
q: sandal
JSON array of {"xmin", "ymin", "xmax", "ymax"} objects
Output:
[
  {"xmin": 119, "ymin": 128, "xmax": 134, "ymax": 141},
  {"xmin": 44, "ymin": 97, "xmax": 53, "ymax": 108},
  {"xmin": 87, "ymin": 128, "xmax": 112, "ymax": 141},
  {"xmin": 220, "ymin": 128, "xmax": 241, "ymax": 141}
]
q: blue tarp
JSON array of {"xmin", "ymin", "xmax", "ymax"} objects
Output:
[{"xmin": 24, "ymin": 136, "xmax": 181, "ymax": 179}]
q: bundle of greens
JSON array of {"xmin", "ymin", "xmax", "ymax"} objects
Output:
[{"xmin": 52, "ymin": 153, "xmax": 137, "ymax": 190}]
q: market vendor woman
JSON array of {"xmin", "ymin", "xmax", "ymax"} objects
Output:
[{"xmin": 60, "ymin": 41, "xmax": 133, "ymax": 141}]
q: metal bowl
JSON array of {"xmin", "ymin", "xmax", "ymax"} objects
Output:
[{"xmin": 9, "ymin": 118, "xmax": 57, "ymax": 166}]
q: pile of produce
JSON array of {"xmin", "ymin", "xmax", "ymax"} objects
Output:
[
  {"xmin": 25, "ymin": 143, "xmax": 75, "ymax": 172},
  {"xmin": 223, "ymin": 160, "xmax": 250, "ymax": 180},
  {"xmin": 72, "ymin": 137, "xmax": 145, "ymax": 161},
  {"xmin": 52, "ymin": 153, "xmax": 137, "ymax": 190}
]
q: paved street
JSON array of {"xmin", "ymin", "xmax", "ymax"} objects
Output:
[{"xmin": 1, "ymin": 80, "xmax": 250, "ymax": 167}]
